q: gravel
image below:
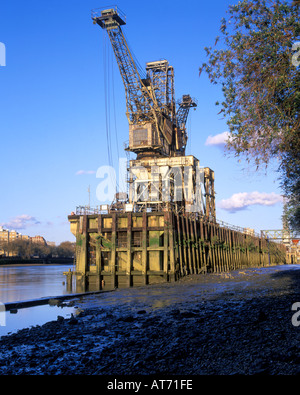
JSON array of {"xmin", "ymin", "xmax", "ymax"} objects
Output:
[{"xmin": 0, "ymin": 265, "xmax": 300, "ymax": 375}]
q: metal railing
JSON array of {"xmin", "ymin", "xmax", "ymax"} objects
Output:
[
  {"xmin": 216, "ymin": 219, "xmax": 260, "ymax": 238},
  {"xmin": 76, "ymin": 206, "xmax": 107, "ymax": 215},
  {"xmin": 91, "ymin": 5, "xmax": 126, "ymax": 23},
  {"xmin": 74, "ymin": 205, "xmax": 264, "ymax": 238}
]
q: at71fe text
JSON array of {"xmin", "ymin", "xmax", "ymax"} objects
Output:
[{"xmin": 147, "ymin": 379, "xmax": 192, "ymax": 390}]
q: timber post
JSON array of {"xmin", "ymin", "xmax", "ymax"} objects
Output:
[{"xmin": 68, "ymin": 210, "xmax": 288, "ymax": 291}]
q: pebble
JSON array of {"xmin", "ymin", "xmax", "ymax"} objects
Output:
[{"xmin": 0, "ymin": 266, "xmax": 300, "ymax": 375}]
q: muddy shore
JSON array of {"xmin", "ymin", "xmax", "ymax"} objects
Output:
[{"xmin": 0, "ymin": 265, "xmax": 300, "ymax": 376}]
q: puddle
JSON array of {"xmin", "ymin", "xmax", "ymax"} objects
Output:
[{"xmin": 0, "ymin": 304, "xmax": 76, "ymax": 338}]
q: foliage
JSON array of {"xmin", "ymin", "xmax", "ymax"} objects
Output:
[
  {"xmin": 280, "ymin": 130, "xmax": 300, "ymax": 230},
  {"xmin": 200, "ymin": 0, "xmax": 300, "ymax": 230},
  {"xmin": 0, "ymin": 239, "xmax": 75, "ymax": 259},
  {"xmin": 55, "ymin": 241, "xmax": 75, "ymax": 257}
]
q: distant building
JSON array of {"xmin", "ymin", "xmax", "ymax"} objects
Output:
[
  {"xmin": 31, "ymin": 236, "xmax": 47, "ymax": 246},
  {"xmin": 9, "ymin": 230, "xmax": 20, "ymax": 242},
  {"xmin": 0, "ymin": 227, "xmax": 9, "ymax": 243},
  {"xmin": 46, "ymin": 241, "xmax": 56, "ymax": 247},
  {"xmin": 0, "ymin": 227, "xmax": 22, "ymax": 256},
  {"xmin": 0, "ymin": 227, "xmax": 48, "ymax": 256},
  {"xmin": 243, "ymin": 228, "xmax": 255, "ymax": 236},
  {"xmin": 0, "ymin": 227, "xmax": 9, "ymax": 256}
]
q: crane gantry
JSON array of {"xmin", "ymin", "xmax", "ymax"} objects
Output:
[
  {"xmin": 92, "ymin": 7, "xmax": 197, "ymax": 159},
  {"xmin": 92, "ymin": 6, "xmax": 215, "ymax": 219}
]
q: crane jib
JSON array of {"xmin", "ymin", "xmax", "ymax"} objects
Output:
[{"xmin": 92, "ymin": 6, "xmax": 197, "ymax": 158}]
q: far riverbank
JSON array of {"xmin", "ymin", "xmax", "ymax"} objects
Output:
[{"xmin": 0, "ymin": 257, "xmax": 73, "ymax": 265}]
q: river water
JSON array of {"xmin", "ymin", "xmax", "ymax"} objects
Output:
[
  {"xmin": 1, "ymin": 263, "xmax": 299, "ymax": 339},
  {"xmin": 0, "ymin": 264, "xmax": 76, "ymax": 337}
]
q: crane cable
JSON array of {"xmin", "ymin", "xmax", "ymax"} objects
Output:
[
  {"xmin": 111, "ymin": 49, "xmax": 120, "ymax": 161},
  {"xmin": 102, "ymin": 31, "xmax": 119, "ymax": 194},
  {"xmin": 103, "ymin": 32, "xmax": 113, "ymax": 167},
  {"xmin": 102, "ymin": 27, "xmax": 148, "ymax": 198},
  {"xmin": 187, "ymin": 113, "xmax": 192, "ymax": 155},
  {"xmin": 122, "ymin": 30, "xmax": 146, "ymax": 80}
]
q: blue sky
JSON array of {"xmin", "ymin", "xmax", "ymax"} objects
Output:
[{"xmin": 0, "ymin": 0, "xmax": 284, "ymax": 244}]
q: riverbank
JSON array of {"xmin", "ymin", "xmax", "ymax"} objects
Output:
[
  {"xmin": 0, "ymin": 264, "xmax": 300, "ymax": 375},
  {"xmin": 0, "ymin": 257, "xmax": 73, "ymax": 265}
]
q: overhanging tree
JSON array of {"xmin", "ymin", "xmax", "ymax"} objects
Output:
[{"xmin": 200, "ymin": 0, "xmax": 300, "ymax": 230}]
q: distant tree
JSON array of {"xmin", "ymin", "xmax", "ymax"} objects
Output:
[
  {"xmin": 56, "ymin": 241, "xmax": 75, "ymax": 258},
  {"xmin": 31, "ymin": 242, "xmax": 51, "ymax": 258},
  {"xmin": 12, "ymin": 239, "xmax": 32, "ymax": 259},
  {"xmin": 0, "ymin": 241, "xmax": 9, "ymax": 256},
  {"xmin": 6, "ymin": 240, "xmax": 18, "ymax": 257},
  {"xmin": 200, "ymin": 0, "xmax": 300, "ymax": 230}
]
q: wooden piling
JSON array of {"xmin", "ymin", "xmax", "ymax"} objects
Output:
[
  {"xmin": 68, "ymin": 211, "xmax": 287, "ymax": 291},
  {"xmin": 126, "ymin": 212, "xmax": 132, "ymax": 287}
]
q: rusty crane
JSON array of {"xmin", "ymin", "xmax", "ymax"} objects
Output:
[
  {"xmin": 66, "ymin": 7, "xmax": 288, "ymax": 291},
  {"xmin": 92, "ymin": 6, "xmax": 214, "ymax": 218},
  {"xmin": 92, "ymin": 7, "xmax": 197, "ymax": 159}
]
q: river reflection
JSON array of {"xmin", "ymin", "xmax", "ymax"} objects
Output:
[
  {"xmin": 0, "ymin": 264, "xmax": 74, "ymax": 303},
  {"xmin": 1, "ymin": 264, "xmax": 299, "ymax": 338},
  {"xmin": 0, "ymin": 264, "xmax": 76, "ymax": 337}
]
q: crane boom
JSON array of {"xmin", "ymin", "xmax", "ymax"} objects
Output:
[
  {"xmin": 145, "ymin": 60, "xmax": 175, "ymax": 122},
  {"xmin": 92, "ymin": 8, "xmax": 152, "ymax": 124},
  {"xmin": 92, "ymin": 6, "xmax": 197, "ymax": 158},
  {"xmin": 175, "ymin": 95, "xmax": 197, "ymax": 154},
  {"xmin": 177, "ymin": 95, "xmax": 198, "ymax": 129}
]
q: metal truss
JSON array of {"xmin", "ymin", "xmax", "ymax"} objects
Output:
[{"xmin": 261, "ymin": 229, "xmax": 300, "ymax": 241}]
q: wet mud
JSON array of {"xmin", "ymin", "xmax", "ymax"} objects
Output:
[{"xmin": 1, "ymin": 264, "xmax": 300, "ymax": 375}]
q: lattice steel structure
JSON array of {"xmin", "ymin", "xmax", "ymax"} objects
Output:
[
  {"xmin": 92, "ymin": 7, "xmax": 197, "ymax": 158},
  {"xmin": 92, "ymin": 6, "xmax": 215, "ymax": 220},
  {"xmin": 176, "ymin": 95, "xmax": 197, "ymax": 155},
  {"xmin": 261, "ymin": 229, "xmax": 300, "ymax": 241}
]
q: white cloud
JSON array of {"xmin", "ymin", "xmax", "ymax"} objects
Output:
[
  {"xmin": 218, "ymin": 192, "xmax": 283, "ymax": 213},
  {"xmin": 75, "ymin": 170, "xmax": 96, "ymax": 176},
  {"xmin": 205, "ymin": 131, "xmax": 230, "ymax": 146},
  {"xmin": 1, "ymin": 215, "xmax": 41, "ymax": 230}
]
